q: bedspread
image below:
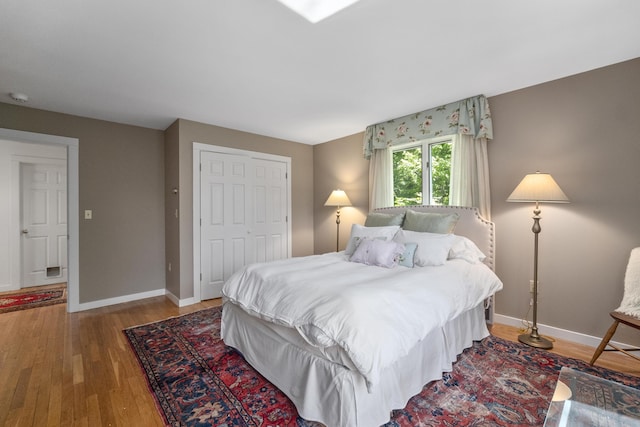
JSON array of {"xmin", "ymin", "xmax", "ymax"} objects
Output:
[{"xmin": 222, "ymin": 252, "xmax": 502, "ymax": 391}]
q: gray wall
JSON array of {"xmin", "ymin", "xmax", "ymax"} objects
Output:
[
  {"xmin": 312, "ymin": 57, "xmax": 640, "ymax": 345},
  {"xmin": 489, "ymin": 57, "xmax": 640, "ymax": 345},
  {"xmin": 0, "ymin": 103, "xmax": 166, "ymax": 303},
  {"xmin": 313, "ymin": 133, "xmax": 369, "ymax": 254},
  {"xmin": 164, "ymin": 120, "xmax": 181, "ymax": 299},
  {"xmin": 0, "ymin": 105, "xmax": 314, "ymax": 306}
]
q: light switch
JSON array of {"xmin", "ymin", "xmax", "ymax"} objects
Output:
[{"xmin": 84, "ymin": 210, "xmax": 92, "ymax": 220}]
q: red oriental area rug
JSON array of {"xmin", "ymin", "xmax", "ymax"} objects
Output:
[
  {"xmin": 124, "ymin": 307, "xmax": 640, "ymax": 426},
  {"xmin": 0, "ymin": 283, "xmax": 67, "ymax": 314}
]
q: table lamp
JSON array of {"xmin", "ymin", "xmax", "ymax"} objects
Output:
[{"xmin": 324, "ymin": 189, "xmax": 352, "ymax": 252}]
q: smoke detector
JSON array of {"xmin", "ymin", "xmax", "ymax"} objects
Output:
[{"xmin": 9, "ymin": 92, "xmax": 29, "ymax": 103}]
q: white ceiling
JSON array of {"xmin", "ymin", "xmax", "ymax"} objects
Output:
[{"xmin": 1, "ymin": 0, "xmax": 639, "ymax": 145}]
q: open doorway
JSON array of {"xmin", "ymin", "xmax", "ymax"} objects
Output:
[{"xmin": 0, "ymin": 128, "xmax": 79, "ymax": 312}]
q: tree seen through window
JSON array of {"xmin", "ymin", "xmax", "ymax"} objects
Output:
[{"xmin": 392, "ymin": 140, "xmax": 451, "ymax": 206}]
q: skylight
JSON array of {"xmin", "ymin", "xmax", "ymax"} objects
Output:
[{"xmin": 276, "ymin": 0, "xmax": 360, "ymax": 23}]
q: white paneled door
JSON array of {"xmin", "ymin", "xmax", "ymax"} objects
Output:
[
  {"xmin": 200, "ymin": 150, "xmax": 289, "ymax": 300},
  {"xmin": 21, "ymin": 163, "xmax": 68, "ymax": 287}
]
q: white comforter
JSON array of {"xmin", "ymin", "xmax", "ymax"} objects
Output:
[{"xmin": 222, "ymin": 252, "xmax": 503, "ymax": 392}]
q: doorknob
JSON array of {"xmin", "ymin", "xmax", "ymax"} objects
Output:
[{"xmin": 21, "ymin": 229, "xmax": 29, "ymax": 235}]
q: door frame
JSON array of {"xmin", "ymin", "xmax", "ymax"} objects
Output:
[
  {"xmin": 192, "ymin": 142, "xmax": 292, "ymax": 303},
  {"xmin": 0, "ymin": 128, "xmax": 80, "ymax": 312}
]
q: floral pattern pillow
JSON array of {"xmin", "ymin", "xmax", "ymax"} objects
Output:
[{"xmin": 350, "ymin": 238, "xmax": 406, "ymax": 269}]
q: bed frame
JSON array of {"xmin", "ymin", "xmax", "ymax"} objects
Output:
[{"xmin": 222, "ymin": 205, "xmax": 496, "ymax": 426}]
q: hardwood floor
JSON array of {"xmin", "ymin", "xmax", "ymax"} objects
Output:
[
  {"xmin": 489, "ymin": 323, "xmax": 640, "ymax": 377},
  {"xmin": 0, "ymin": 296, "xmax": 220, "ymax": 426},
  {"xmin": 0, "ymin": 297, "xmax": 638, "ymax": 426}
]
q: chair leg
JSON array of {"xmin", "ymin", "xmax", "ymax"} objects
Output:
[{"xmin": 590, "ymin": 320, "xmax": 620, "ymax": 366}]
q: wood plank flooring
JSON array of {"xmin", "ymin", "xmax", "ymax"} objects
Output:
[
  {"xmin": 0, "ymin": 296, "xmax": 637, "ymax": 426},
  {"xmin": 0, "ymin": 296, "xmax": 220, "ymax": 426}
]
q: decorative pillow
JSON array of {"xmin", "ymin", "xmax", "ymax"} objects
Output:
[
  {"xmin": 403, "ymin": 210, "xmax": 459, "ymax": 234},
  {"xmin": 350, "ymin": 238, "xmax": 405, "ymax": 269},
  {"xmin": 344, "ymin": 224, "xmax": 400, "ymax": 255},
  {"xmin": 449, "ymin": 235, "xmax": 486, "ymax": 264},
  {"xmin": 364, "ymin": 212, "xmax": 405, "ymax": 227},
  {"xmin": 393, "ymin": 229, "xmax": 455, "ymax": 267},
  {"xmin": 346, "ymin": 235, "xmax": 384, "ymax": 255},
  {"xmin": 397, "ymin": 242, "xmax": 418, "ymax": 268}
]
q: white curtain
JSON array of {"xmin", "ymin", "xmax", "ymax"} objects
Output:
[
  {"xmin": 450, "ymin": 134, "xmax": 491, "ymax": 219},
  {"xmin": 368, "ymin": 148, "xmax": 394, "ymax": 210}
]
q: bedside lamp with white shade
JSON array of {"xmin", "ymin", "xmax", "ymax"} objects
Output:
[{"xmin": 324, "ymin": 189, "xmax": 352, "ymax": 252}]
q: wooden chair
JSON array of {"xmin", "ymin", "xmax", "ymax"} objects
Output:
[{"xmin": 590, "ymin": 247, "xmax": 640, "ymax": 365}]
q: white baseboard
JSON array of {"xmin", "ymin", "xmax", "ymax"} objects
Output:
[
  {"xmin": 75, "ymin": 288, "xmax": 166, "ymax": 312},
  {"xmin": 0, "ymin": 284, "xmax": 18, "ymax": 293},
  {"xmin": 494, "ymin": 313, "xmax": 631, "ymax": 350},
  {"xmin": 165, "ymin": 290, "xmax": 199, "ymax": 307}
]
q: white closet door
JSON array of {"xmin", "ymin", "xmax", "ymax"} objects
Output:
[
  {"xmin": 252, "ymin": 159, "xmax": 288, "ymax": 263},
  {"xmin": 199, "ymin": 150, "xmax": 290, "ymax": 300},
  {"xmin": 200, "ymin": 152, "xmax": 253, "ymax": 300}
]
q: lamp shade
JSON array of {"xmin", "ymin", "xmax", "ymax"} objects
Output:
[
  {"xmin": 507, "ymin": 172, "xmax": 569, "ymax": 203},
  {"xmin": 324, "ymin": 189, "xmax": 352, "ymax": 207}
]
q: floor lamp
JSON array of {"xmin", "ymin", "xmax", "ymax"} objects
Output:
[
  {"xmin": 324, "ymin": 189, "xmax": 352, "ymax": 252},
  {"xmin": 507, "ymin": 171, "xmax": 569, "ymax": 349}
]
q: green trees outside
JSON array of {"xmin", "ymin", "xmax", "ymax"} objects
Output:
[
  {"xmin": 392, "ymin": 142, "xmax": 451, "ymax": 206},
  {"xmin": 393, "ymin": 147, "xmax": 422, "ymax": 206},
  {"xmin": 430, "ymin": 142, "xmax": 451, "ymax": 205}
]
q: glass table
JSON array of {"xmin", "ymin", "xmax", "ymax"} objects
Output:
[{"xmin": 544, "ymin": 367, "xmax": 640, "ymax": 426}]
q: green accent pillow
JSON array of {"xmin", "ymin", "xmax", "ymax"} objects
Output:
[
  {"xmin": 364, "ymin": 212, "xmax": 405, "ymax": 227},
  {"xmin": 403, "ymin": 210, "xmax": 459, "ymax": 234}
]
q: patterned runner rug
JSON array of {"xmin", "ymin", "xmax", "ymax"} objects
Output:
[
  {"xmin": 124, "ymin": 306, "xmax": 640, "ymax": 426},
  {"xmin": 0, "ymin": 283, "xmax": 67, "ymax": 314}
]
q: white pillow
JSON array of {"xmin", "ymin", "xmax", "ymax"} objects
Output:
[
  {"xmin": 344, "ymin": 224, "xmax": 400, "ymax": 255},
  {"xmin": 393, "ymin": 229, "xmax": 455, "ymax": 267},
  {"xmin": 350, "ymin": 238, "xmax": 405, "ymax": 269},
  {"xmin": 449, "ymin": 235, "xmax": 486, "ymax": 264}
]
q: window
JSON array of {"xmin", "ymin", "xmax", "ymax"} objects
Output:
[{"xmin": 392, "ymin": 136, "xmax": 453, "ymax": 206}]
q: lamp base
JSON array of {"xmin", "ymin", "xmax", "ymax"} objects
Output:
[{"xmin": 518, "ymin": 333, "xmax": 553, "ymax": 350}]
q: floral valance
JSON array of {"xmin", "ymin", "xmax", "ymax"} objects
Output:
[{"xmin": 363, "ymin": 95, "xmax": 493, "ymax": 159}]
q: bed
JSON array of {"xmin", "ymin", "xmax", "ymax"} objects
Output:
[{"xmin": 221, "ymin": 205, "xmax": 503, "ymax": 427}]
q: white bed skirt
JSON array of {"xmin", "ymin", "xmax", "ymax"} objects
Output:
[{"xmin": 222, "ymin": 302, "xmax": 489, "ymax": 427}]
